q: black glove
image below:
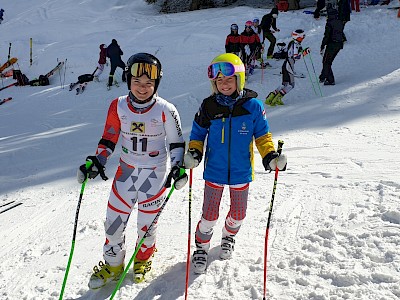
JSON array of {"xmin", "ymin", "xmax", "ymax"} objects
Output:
[
  {"xmin": 262, "ymin": 151, "xmax": 287, "ymax": 172},
  {"xmin": 183, "ymin": 148, "xmax": 202, "ymax": 169},
  {"xmin": 165, "ymin": 166, "xmax": 188, "ymax": 190},
  {"xmin": 77, "ymin": 156, "xmax": 108, "ymax": 183}
]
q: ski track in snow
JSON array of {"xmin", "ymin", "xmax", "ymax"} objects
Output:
[{"xmin": 1, "ymin": 0, "xmax": 400, "ymax": 299}]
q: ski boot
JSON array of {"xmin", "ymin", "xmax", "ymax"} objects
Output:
[
  {"xmin": 220, "ymin": 236, "xmax": 235, "ymax": 260},
  {"xmin": 93, "ymin": 75, "xmax": 99, "ymax": 82},
  {"xmin": 106, "ymin": 84, "xmax": 111, "ymax": 91},
  {"xmin": 134, "ymin": 257, "xmax": 153, "ymax": 283},
  {"xmin": 192, "ymin": 249, "xmax": 208, "ymax": 274},
  {"xmin": 324, "ymin": 80, "xmax": 335, "ymax": 86},
  {"xmin": 271, "ymin": 92, "xmax": 284, "ymax": 105},
  {"xmin": 113, "ymin": 80, "xmax": 119, "ymax": 87},
  {"xmin": 88, "ymin": 261, "xmax": 124, "ymax": 290},
  {"xmin": 265, "ymin": 92, "xmax": 277, "ymax": 105}
]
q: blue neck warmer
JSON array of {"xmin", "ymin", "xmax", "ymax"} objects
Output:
[{"xmin": 215, "ymin": 91, "xmax": 243, "ymax": 110}]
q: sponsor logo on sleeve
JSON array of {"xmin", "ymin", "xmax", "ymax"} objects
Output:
[{"xmin": 170, "ymin": 110, "xmax": 182, "ymax": 137}]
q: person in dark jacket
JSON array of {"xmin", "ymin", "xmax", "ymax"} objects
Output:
[
  {"xmin": 106, "ymin": 39, "xmax": 126, "ymax": 88},
  {"xmin": 0, "ymin": 8, "xmax": 4, "ymax": 24},
  {"xmin": 260, "ymin": 7, "xmax": 280, "ymax": 59},
  {"xmin": 319, "ymin": 8, "xmax": 344, "ymax": 85},
  {"xmin": 225, "ymin": 24, "xmax": 241, "ymax": 57},
  {"xmin": 314, "ymin": 0, "xmax": 326, "ymax": 19},
  {"xmin": 337, "ymin": 0, "xmax": 350, "ymax": 41}
]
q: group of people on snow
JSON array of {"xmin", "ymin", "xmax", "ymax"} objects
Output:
[
  {"xmin": 226, "ymin": 4, "xmax": 344, "ymax": 106},
  {"xmin": 78, "ymin": 50, "xmax": 287, "ymax": 287},
  {"xmin": 73, "ymin": 2, "xmax": 349, "ymax": 288},
  {"xmin": 225, "ymin": 7, "xmax": 281, "ymax": 76},
  {"xmin": 91, "ymin": 39, "xmax": 126, "ymax": 90}
]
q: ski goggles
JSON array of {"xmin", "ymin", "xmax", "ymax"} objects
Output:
[
  {"xmin": 130, "ymin": 62, "xmax": 161, "ymax": 80},
  {"xmin": 231, "ymin": 24, "xmax": 238, "ymax": 30},
  {"xmin": 207, "ymin": 62, "xmax": 245, "ymax": 80}
]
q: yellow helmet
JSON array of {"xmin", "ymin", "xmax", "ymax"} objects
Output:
[{"xmin": 208, "ymin": 53, "xmax": 245, "ymax": 94}]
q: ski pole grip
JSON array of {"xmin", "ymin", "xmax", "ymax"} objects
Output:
[
  {"xmin": 84, "ymin": 160, "xmax": 93, "ymax": 170},
  {"xmin": 179, "ymin": 167, "xmax": 186, "ymax": 177},
  {"xmin": 277, "ymin": 140, "xmax": 284, "ymax": 155}
]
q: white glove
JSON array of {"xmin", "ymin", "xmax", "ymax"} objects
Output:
[
  {"xmin": 165, "ymin": 166, "xmax": 188, "ymax": 190},
  {"xmin": 76, "ymin": 156, "xmax": 108, "ymax": 183},
  {"xmin": 183, "ymin": 149, "xmax": 202, "ymax": 169},
  {"xmin": 262, "ymin": 152, "xmax": 287, "ymax": 171},
  {"xmin": 77, "ymin": 165, "xmax": 98, "ymax": 183},
  {"xmin": 268, "ymin": 153, "xmax": 287, "ymax": 171}
]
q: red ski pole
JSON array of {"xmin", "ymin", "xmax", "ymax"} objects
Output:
[
  {"xmin": 263, "ymin": 140, "xmax": 284, "ymax": 300},
  {"xmin": 184, "ymin": 169, "xmax": 193, "ymax": 300}
]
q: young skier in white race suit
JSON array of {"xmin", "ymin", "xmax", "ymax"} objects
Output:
[
  {"xmin": 77, "ymin": 53, "xmax": 188, "ymax": 288},
  {"xmin": 265, "ymin": 29, "xmax": 306, "ymax": 106}
]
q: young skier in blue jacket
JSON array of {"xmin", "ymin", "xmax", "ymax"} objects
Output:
[{"xmin": 184, "ymin": 53, "xmax": 287, "ymax": 274}]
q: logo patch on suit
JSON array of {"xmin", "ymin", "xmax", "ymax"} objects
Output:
[
  {"xmin": 131, "ymin": 122, "xmax": 145, "ymax": 133},
  {"xmin": 238, "ymin": 122, "xmax": 249, "ymax": 135}
]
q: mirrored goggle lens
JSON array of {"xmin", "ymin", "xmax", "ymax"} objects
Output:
[
  {"xmin": 131, "ymin": 63, "xmax": 160, "ymax": 80},
  {"xmin": 207, "ymin": 62, "xmax": 236, "ymax": 79},
  {"xmin": 231, "ymin": 25, "xmax": 238, "ymax": 30}
]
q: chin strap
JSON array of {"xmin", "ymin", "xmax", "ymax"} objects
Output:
[{"xmin": 128, "ymin": 92, "xmax": 156, "ymax": 108}]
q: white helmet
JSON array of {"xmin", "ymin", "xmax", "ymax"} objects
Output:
[{"xmin": 292, "ymin": 29, "xmax": 305, "ymax": 43}]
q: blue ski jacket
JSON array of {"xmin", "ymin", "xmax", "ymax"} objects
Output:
[{"xmin": 188, "ymin": 89, "xmax": 275, "ymax": 185}]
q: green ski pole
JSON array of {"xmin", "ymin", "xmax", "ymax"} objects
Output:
[
  {"xmin": 59, "ymin": 160, "xmax": 92, "ymax": 300},
  {"xmin": 302, "ymin": 55, "xmax": 318, "ymax": 96},
  {"xmin": 307, "ymin": 53, "xmax": 323, "ymax": 97},
  {"xmin": 109, "ymin": 168, "xmax": 185, "ymax": 300}
]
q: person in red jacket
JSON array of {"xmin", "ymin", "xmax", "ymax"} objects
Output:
[
  {"xmin": 240, "ymin": 21, "xmax": 262, "ymax": 76},
  {"xmin": 94, "ymin": 44, "xmax": 107, "ymax": 82},
  {"xmin": 225, "ymin": 24, "xmax": 241, "ymax": 57}
]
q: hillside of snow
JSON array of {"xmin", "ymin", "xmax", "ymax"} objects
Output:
[{"xmin": 0, "ymin": 1, "xmax": 399, "ymax": 299}]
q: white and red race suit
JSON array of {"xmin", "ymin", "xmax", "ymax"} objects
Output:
[{"xmin": 95, "ymin": 94, "xmax": 185, "ymax": 265}]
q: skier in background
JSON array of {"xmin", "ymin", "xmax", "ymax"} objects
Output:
[
  {"xmin": 319, "ymin": 8, "xmax": 344, "ymax": 85},
  {"xmin": 314, "ymin": 0, "xmax": 326, "ymax": 19},
  {"xmin": 106, "ymin": 39, "xmax": 126, "ymax": 89},
  {"xmin": 252, "ymin": 18, "xmax": 263, "ymax": 44},
  {"xmin": 240, "ymin": 20, "xmax": 262, "ymax": 76},
  {"xmin": 265, "ymin": 29, "xmax": 306, "ymax": 106},
  {"xmin": 93, "ymin": 44, "xmax": 107, "ymax": 82},
  {"xmin": 0, "ymin": 9, "xmax": 5, "ymax": 24},
  {"xmin": 184, "ymin": 52, "xmax": 287, "ymax": 274},
  {"xmin": 260, "ymin": 8, "xmax": 280, "ymax": 59},
  {"xmin": 225, "ymin": 23, "xmax": 241, "ymax": 57},
  {"xmin": 337, "ymin": 0, "xmax": 350, "ymax": 41},
  {"xmin": 77, "ymin": 53, "xmax": 187, "ymax": 289},
  {"xmin": 252, "ymin": 18, "xmax": 269, "ymax": 68}
]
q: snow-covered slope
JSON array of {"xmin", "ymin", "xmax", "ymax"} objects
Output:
[{"xmin": 0, "ymin": 1, "xmax": 399, "ymax": 299}]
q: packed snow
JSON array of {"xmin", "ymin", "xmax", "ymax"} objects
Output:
[{"xmin": 0, "ymin": 0, "xmax": 399, "ymax": 299}]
